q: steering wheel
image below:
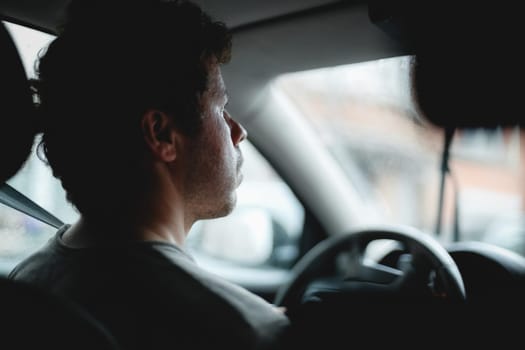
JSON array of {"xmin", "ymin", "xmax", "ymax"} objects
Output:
[{"xmin": 274, "ymin": 225, "xmax": 466, "ymax": 312}]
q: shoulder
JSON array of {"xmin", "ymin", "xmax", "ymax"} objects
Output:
[
  {"xmin": 123, "ymin": 242, "xmax": 291, "ymax": 347},
  {"xmin": 8, "ymin": 229, "xmax": 62, "ymax": 281}
]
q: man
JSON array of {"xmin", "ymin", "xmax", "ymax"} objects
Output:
[{"xmin": 9, "ymin": 1, "xmax": 290, "ymax": 349}]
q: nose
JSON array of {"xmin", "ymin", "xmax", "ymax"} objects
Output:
[{"xmin": 226, "ymin": 111, "xmax": 247, "ymax": 145}]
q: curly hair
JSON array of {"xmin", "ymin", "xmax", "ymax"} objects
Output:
[{"xmin": 33, "ymin": 0, "xmax": 232, "ymax": 220}]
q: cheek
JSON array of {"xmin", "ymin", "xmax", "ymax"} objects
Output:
[
  {"xmin": 196, "ymin": 113, "xmax": 237, "ymax": 164},
  {"xmin": 209, "ymin": 117, "xmax": 234, "ymax": 150}
]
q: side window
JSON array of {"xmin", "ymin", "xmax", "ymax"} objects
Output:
[{"xmin": 186, "ymin": 141, "xmax": 305, "ymax": 269}]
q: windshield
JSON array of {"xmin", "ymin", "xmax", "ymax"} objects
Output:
[{"xmin": 275, "ymin": 56, "xmax": 525, "ymax": 257}]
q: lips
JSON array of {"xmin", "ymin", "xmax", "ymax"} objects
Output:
[
  {"xmin": 237, "ymin": 172, "xmax": 244, "ymax": 187},
  {"xmin": 236, "ymin": 151, "xmax": 244, "ymax": 186},
  {"xmin": 236, "ymin": 150, "xmax": 244, "ymax": 171}
]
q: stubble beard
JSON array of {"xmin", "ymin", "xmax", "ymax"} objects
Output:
[{"xmin": 185, "ymin": 155, "xmax": 240, "ymax": 223}]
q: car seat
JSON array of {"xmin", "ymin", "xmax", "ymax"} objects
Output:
[{"xmin": 0, "ymin": 20, "xmax": 120, "ymax": 349}]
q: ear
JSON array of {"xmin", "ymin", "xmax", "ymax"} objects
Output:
[{"xmin": 141, "ymin": 109, "xmax": 178, "ymax": 162}]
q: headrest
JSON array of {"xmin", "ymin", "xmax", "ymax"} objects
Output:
[
  {"xmin": 0, "ymin": 21, "xmax": 37, "ymax": 182},
  {"xmin": 369, "ymin": 1, "xmax": 523, "ymax": 129}
]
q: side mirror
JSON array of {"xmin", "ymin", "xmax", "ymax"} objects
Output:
[
  {"xmin": 195, "ymin": 207, "xmax": 275, "ymax": 265},
  {"xmin": 190, "ymin": 206, "xmax": 300, "ymax": 267}
]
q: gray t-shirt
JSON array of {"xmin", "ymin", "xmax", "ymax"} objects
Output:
[{"xmin": 9, "ymin": 225, "xmax": 290, "ymax": 350}]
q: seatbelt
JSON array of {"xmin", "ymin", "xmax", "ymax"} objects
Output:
[{"xmin": 0, "ymin": 182, "xmax": 64, "ymax": 228}]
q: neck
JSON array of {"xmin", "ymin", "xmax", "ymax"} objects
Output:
[
  {"xmin": 62, "ymin": 211, "xmax": 190, "ymax": 248},
  {"xmin": 133, "ymin": 210, "xmax": 188, "ymax": 246},
  {"xmin": 62, "ymin": 161, "xmax": 197, "ymax": 248}
]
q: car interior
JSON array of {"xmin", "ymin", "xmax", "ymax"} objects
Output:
[{"xmin": 1, "ymin": 0, "xmax": 524, "ymax": 347}]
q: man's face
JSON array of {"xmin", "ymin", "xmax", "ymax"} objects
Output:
[{"xmin": 182, "ymin": 61, "xmax": 247, "ymax": 221}]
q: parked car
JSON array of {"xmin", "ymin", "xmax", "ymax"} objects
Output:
[{"xmin": 1, "ymin": 0, "xmax": 524, "ymax": 347}]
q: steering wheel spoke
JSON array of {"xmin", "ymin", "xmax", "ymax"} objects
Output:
[
  {"xmin": 346, "ymin": 260, "xmax": 403, "ymax": 283},
  {"xmin": 274, "ymin": 225, "xmax": 466, "ymax": 311}
]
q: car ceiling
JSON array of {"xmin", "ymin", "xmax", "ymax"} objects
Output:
[
  {"xmin": 0, "ymin": 0, "xmax": 408, "ymax": 122},
  {"xmin": 1, "ymin": 0, "xmax": 345, "ymax": 32}
]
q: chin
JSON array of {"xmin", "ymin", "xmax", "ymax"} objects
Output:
[
  {"xmin": 219, "ymin": 194, "xmax": 237, "ymax": 217},
  {"xmin": 202, "ymin": 193, "xmax": 237, "ymax": 220}
]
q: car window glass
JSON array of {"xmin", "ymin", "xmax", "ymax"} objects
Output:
[{"xmin": 275, "ymin": 56, "xmax": 525, "ymax": 258}]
